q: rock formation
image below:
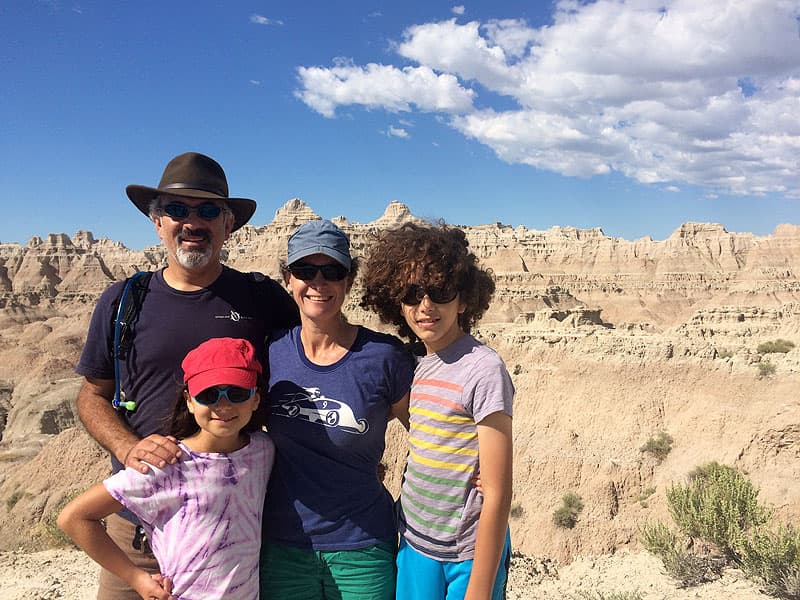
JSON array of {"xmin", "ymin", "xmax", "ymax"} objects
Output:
[{"xmin": 0, "ymin": 200, "xmax": 798, "ymax": 561}]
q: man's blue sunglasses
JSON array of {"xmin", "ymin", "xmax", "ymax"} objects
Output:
[
  {"xmin": 192, "ymin": 385, "xmax": 255, "ymax": 406},
  {"xmin": 162, "ymin": 202, "xmax": 223, "ymax": 221}
]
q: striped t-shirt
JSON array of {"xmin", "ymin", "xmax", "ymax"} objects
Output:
[{"xmin": 398, "ymin": 334, "xmax": 514, "ymax": 561}]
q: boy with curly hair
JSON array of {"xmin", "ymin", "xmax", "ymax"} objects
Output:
[{"xmin": 362, "ymin": 222, "xmax": 514, "ymax": 600}]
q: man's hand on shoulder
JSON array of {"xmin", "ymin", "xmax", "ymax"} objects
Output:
[{"xmin": 124, "ymin": 435, "xmax": 182, "ymax": 473}]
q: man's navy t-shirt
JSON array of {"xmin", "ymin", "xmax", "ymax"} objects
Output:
[{"xmin": 77, "ymin": 266, "xmax": 297, "ymax": 478}]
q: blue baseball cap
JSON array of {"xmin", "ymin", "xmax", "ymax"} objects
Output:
[{"xmin": 287, "ymin": 219, "xmax": 352, "ymax": 270}]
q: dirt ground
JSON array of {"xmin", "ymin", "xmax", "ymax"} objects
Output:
[{"xmin": 0, "ymin": 547, "xmax": 773, "ymax": 600}]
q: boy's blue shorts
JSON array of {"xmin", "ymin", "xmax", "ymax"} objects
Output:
[{"xmin": 396, "ymin": 531, "xmax": 511, "ymax": 600}]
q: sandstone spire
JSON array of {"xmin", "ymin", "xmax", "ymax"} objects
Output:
[
  {"xmin": 271, "ymin": 198, "xmax": 320, "ymax": 228},
  {"xmin": 368, "ymin": 200, "xmax": 421, "ymax": 227}
]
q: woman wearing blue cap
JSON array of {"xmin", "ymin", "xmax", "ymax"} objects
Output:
[{"xmin": 260, "ymin": 219, "xmax": 414, "ymax": 599}]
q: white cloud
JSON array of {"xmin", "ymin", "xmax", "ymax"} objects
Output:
[
  {"xmin": 452, "ymin": 5, "xmax": 465, "ymax": 15},
  {"xmin": 249, "ymin": 80, "xmax": 261, "ymax": 86},
  {"xmin": 250, "ymin": 14, "xmax": 283, "ymax": 26},
  {"xmin": 387, "ymin": 126, "xmax": 410, "ymax": 138},
  {"xmin": 296, "ymin": 59, "xmax": 475, "ymax": 118},
  {"xmin": 665, "ymin": 185, "xmax": 681, "ymax": 193},
  {"xmin": 397, "ymin": 19, "xmax": 521, "ymax": 90},
  {"xmin": 295, "ymin": 0, "xmax": 800, "ymax": 197}
]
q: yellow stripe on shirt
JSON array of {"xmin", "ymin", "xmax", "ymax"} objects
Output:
[
  {"xmin": 410, "ymin": 449, "xmax": 475, "ymax": 473},
  {"xmin": 411, "ymin": 421, "xmax": 477, "ymax": 441},
  {"xmin": 409, "ymin": 435, "xmax": 479, "ymax": 458}
]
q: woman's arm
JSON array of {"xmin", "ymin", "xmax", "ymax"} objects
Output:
[
  {"xmin": 58, "ymin": 484, "xmax": 172, "ymax": 600},
  {"xmin": 465, "ymin": 411, "xmax": 513, "ymax": 600},
  {"xmin": 390, "ymin": 392, "xmax": 410, "ymax": 430}
]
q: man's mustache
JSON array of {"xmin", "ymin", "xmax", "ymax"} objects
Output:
[{"xmin": 176, "ymin": 229, "xmax": 211, "ymax": 243}]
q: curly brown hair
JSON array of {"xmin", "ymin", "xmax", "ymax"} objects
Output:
[{"xmin": 360, "ymin": 222, "xmax": 495, "ymax": 342}]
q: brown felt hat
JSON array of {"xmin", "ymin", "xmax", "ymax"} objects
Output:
[{"xmin": 126, "ymin": 152, "xmax": 256, "ymax": 232}]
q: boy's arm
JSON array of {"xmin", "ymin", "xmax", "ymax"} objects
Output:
[
  {"xmin": 57, "ymin": 484, "xmax": 172, "ymax": 600},
  {"xmin": 465, "ymin": 411, "xmax": 513, "ymax": 600}
]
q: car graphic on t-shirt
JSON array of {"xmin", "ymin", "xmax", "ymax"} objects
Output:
[{"xmin": 272, "ymin": 387, "xmax": 369, "ymax": 434}]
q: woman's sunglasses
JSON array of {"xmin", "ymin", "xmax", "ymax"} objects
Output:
[
  {"xmin": 288, "ymin": 262, "xmax": 349, "ymax": 282},
  {"xmin": 162, "ymin": 202, "xmax": 223, "ymax": 221},
  {"xmin": 401, "ymin": 283, "xmax": 459, "ymax": 306},
  {"xmin": 192, "ymin": 385, "xmax": 255, "ymax": 406}
]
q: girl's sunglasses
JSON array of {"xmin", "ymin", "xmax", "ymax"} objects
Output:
[
  {"xmin": 401, "ymin": 284, "xmax": 459, "ymax": 306},
  {"xmin": 288, "ymin": 262, "xmax": 349, "ymax": 282},
  {"xmin": 162, "ymin": 202, "xmax": 223, "ymax": 221},
  {"xmin": 192, "ymin": 385, "xmax": 255, "ymax": 406}
]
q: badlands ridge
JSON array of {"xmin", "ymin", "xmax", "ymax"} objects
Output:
[{"xmin": 0, "ymin": 199, "xmax": 798, "ymax": 564}]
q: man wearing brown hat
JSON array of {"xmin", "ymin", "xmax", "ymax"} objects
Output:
[{"xmin": 75, "ymin": 152, "xmax": 299, "ymax": 599}]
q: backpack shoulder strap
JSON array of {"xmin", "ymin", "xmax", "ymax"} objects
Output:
[
  {"xmin": 110, "ymin": 271, "xmax": 153, "ymax": 412},
  {"xmin": 114, "ymin": 271, "xmax": 153, "ymax": 359}
]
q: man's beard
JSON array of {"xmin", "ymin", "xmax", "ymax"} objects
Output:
[{"xmin": 174, "ymin": 230, "xmax": 213, "ymax": 269}]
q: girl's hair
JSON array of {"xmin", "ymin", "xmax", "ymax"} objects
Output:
[
  {"xmin": 360, "ymin": 222, "xmax": 495, "ymax": 341},
  {"xmin": 165, "ymin": 377, "xmax": 268, "ymax": 439}
]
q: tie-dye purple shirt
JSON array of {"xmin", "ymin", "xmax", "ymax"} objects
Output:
[{"xmin": 104, "ymin": 432, "xmax": 274, "ymax": 600}]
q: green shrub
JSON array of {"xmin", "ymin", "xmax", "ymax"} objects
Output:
[
  {"xmin": 758, "ymin": 361, "xmax": 777, "ymax": 378},
  {"xmin": 510, "ymin": 502, "xmax": 525, "ymax": 519},
  {"xmin": 640, "ymin": 463, "xmax": 775, "ymax": 588},
  {"xmin": 717, "ymin": 348, "xmax": 734, "ymax": 359},
  {"xmin": 553, "ymin": 492, "xmax": 584, "ymax": 529},
  {"xmin": 5, "ymin": 488, "xmax": 24, "ymax": 511},
  {"xmin": 640, "ymin": 520, "xmax": 724, "ymax": 586},
  {"xmin": 739, "ymin": 525, "xmax": 800, "ymax": 599},
  {"xmin": 668, "ymin": 462, "xmax": 770, "ymax": 560},
  {"xmin": 757, "ymin": 339, "xmax": 795, "ymax": 354},
  {"xmin": 640, "ymin": 520, "xmax": 680, "ymax": 559},
  {"xmin": 640, "ymin": 431, "xmax": 674, "ymax": 463}
]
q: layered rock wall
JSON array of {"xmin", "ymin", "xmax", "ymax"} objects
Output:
[
  {"xmin": 0, "ymin": 201, "xmax": 798, "ymax": 559},
  {"xmin": 2, "ymin": 204, "xmax": 798, "ymax": 332}
]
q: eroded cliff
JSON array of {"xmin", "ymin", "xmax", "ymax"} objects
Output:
[{"xmin": 0, "ymin": 201, "xmax": 797, "ymax": 560}]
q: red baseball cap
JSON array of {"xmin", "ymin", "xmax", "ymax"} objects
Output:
[{"xmin": 182, "ymin": 337, "xmax": 262, "ymax": 397}]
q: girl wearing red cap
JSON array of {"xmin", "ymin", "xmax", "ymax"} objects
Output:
[{"xmin": 59, "ymin": 337, "xmax": 273, "ymax": 600}]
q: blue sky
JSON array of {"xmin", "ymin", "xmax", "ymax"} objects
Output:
[{"xmin": 2, "ymin": 0, "xmax": 799, "ymax": 250}]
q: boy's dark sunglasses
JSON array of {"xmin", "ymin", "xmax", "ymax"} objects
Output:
[
  {"xmin": 288, "ymin": 262, "xmax": 349, "ymax": 282},
  {"xmin": 192, "ymin": 385, "xmax": 255, "ymax": 406},
  {"xmin": 401, "ymin": 284, "xmax": 459, "ymax": 306},
  {"xmin": 162, "ymin": 202, "xmax": 223, "ymax": 221}
]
